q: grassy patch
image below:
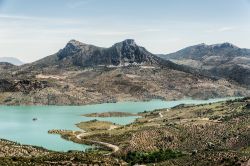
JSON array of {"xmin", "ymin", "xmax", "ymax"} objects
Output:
[{"xmin": 76, "ymin": 119, "xmax": 120, "ymax": 132}]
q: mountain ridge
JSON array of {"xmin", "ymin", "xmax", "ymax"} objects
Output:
[
  {"xmin": 161, "ymin": 42, "xmax": 250, "ymax": 60},
  {"xmin": 34, "ymin": 39, "xmax": 165, "ymax": 68},
  {"xmin": 159, "ymin": 42, "xmax": 250, "ymax": 86}
]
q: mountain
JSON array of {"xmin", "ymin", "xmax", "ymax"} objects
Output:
[
  {"xmin": 159, "ymin": 43, "xmax": 250, "ymax": 86},
  {"xmin": 0, "ymin": 39, "xmax": 249, "ymax": 105},
  {"xmin": 0, "ymin": 57, "xmax": 24, "ymax": 66},
  {"xmin": 29, "ymin": 39, "xmax": 204, "ymax": 78},
  {"xmin": 33, "ymin": 39, "xmax": 174, "ymax": 68},
  {"xmin": 0, "ymin": 62, "xmax": 15, "ymax": 70}
]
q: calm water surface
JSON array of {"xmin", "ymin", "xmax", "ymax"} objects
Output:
[{"xmin": 0, "ymin": 97, "xmax": 237, "ymax": 151}]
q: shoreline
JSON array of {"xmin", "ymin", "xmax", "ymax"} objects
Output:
[
  {"xmin": 0, "ymin": 97, "xmax": 247, "ymax": 153},
  {"xmin": 0, "ymin": 96, "xmax": 242, "ymax": 107},
  {"xmin": 1, "ymin": 97, "xmax": 250, "ymax": 165}
]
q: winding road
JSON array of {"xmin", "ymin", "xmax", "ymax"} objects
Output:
[{"xmin": 75, "ymin": 132, "xmax": 119, "ymax": 154}]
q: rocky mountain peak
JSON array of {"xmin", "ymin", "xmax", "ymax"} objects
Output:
[
  {"xmin": 67, "ymin": 39, "xmax": 83, "ymax": 46},
  {"xmin": 113, "ymin": 39, "xmax": 137, "ymax": 50},
  {"xmin": 121, "ymin": 39, "xmax": 136, "ymax": 46},
  {"xmin": 38, "ymin": 39, "xmax": 168, "ymax": 68},
  {"xmin": 109, "ymin": 39, "xmax": 159, "ymax": 65},
  {"xmin": 210, "ymin": 42, "xmax": 238, "ymax": 49},
  {"xmin": 193, "ymin": 42, "xmax": 238, "ymax": 50},
  {"xmin": 58, "ymin": 40, "xmax": 88, "ymax": 60}
]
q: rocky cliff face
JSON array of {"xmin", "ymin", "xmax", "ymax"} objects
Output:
[
  {"xmin": 56, "ymin": 39, "xmax": 163, "ymax": 67},
  {"xmin": 0, "ymin": 79, "xmax": 13, "ymax": 92}
]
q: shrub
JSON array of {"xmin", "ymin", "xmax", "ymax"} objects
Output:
[{"xmin": 123, "ymin": 149, "xmax": 184, "ymax": 165}]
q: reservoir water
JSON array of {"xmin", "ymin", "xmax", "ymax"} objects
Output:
[{"xmin": 0, "ymin": 97, "xmax": 236, "ymax": 152}]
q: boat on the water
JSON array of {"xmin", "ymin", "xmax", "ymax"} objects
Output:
[{"xmin": 32, "ymin": 118, "xmax": 38, "ymax": 121}]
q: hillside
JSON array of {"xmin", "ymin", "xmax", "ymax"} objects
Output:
[
  {"xmin": 0, "ymin": 40, "xmax": 249, "ymax": 105},
  {"xmin": 159, "ymin": 43, "xmax": 250, "ymax": 86},
  {"xmin": 0, "ymin": 139, "xmax": 125, "ymax": 165},
  {"xmin": 51, "ymin": 97, "xmax": 250, "ymax": 166},
  {"xmin": 1, "ymin": 98, "xmax": 250, "ymax": 165}
]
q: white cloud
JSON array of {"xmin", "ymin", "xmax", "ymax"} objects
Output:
[
  {"xmin": 0, "ymin": 14, "xmax": 33, "ymax": 20},
  {"xmin": 66, "ymin": 0, "xmax": 95, "ymax": 9},
  {"xmin": 0, "ymin": 13, "xmax": 167, "ymax": 62},
  {"xmin": 205, "ymin": 26, "xmax": 235, "ymax": 33},
  {"xmin": 218, "ymin": 27, "xmax": 235, "ymax": 32}
]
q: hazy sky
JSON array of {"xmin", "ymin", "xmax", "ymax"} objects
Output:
[{"xmin": 0, "ymin": 0, "xmax": 250, "ymax": 62}]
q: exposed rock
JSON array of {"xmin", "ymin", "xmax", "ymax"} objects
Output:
[
  {"xmin": 0, "ymin": 79, "xmax": 13, "ymax": 92},
  {"xmin": 0, "ymin": 79, "xmax": 49, "ymax": 93},
  {"xmin": 56, "ymin": 39, "xmax": 165, "ymax": 67},
  {"xmin": 13, "ymin": 80, "xmax": 49, "ymax": 93}
]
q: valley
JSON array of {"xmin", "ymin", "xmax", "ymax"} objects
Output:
[
  {"xmin": 1, "ymin": 0, "xmax": 250, "ymax": 165},
  {"xmin": 0, "ymin": 40, "xmax": 249, "ymax": 106},
  {"xmin": 0, "ymin": 40, "xmax": 249, "ymax": 165}
]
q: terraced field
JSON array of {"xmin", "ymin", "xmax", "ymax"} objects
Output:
[
  {"xmin": 51, "ymin": 97, "xmax": 250, "ymax": 165},
  {"xmin": 0, "ymin": 139, "xmax": 125, "ymax": 166}
]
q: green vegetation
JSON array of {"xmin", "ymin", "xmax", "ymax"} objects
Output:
[
  {"xmin": 83, "ymin": 112, "xmax": 137, "ymax": 117},
  {"xmin": 123, "ymin": 149, "xmax": 184, "ymax": 165},
  {"xmin": 76, "ymin": 119, "xmax": 120, "ymax": 132},
  {"xmin": 0, "ymin": 139, "xmax": 125, "ymax": 165},
  {"xmin": 51, "ymin": 98, "xmax": 250, "ymax": 165},
  {"xmin": 2, "ymin": 98, "xmax": 250, "ymax": 165}
]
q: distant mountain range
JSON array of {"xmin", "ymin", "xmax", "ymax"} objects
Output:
[
  {"xmin": 0, "ymin": 39, "xmax": 249, "ymax": 105},
  {"xmin": 159, "ymin": 43, "xmax": 250, "ymax": 86},
  {"xmin": 0, "ymin": 57, "xmax": 24, "ymax": 66}
]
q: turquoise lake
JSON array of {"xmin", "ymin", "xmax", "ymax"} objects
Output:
[{"xmin": 0, "ymin": 97, "xmax": 237, "ymax": 152}]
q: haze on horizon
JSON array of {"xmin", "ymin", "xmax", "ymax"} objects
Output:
[{"xmin": 0, "ymin": 0, "xmax": 250, "ymax": 63}]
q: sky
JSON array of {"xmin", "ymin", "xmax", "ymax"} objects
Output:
[{"xmin": 0, "ymin": 0, "xmax": 250, "ymax": 62}]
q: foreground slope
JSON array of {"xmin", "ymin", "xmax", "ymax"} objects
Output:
[
  {"xmin": 1, "ymin": 98, "xmax": 249, "ymax": 165},
  {"xmin": 0, "ymin": 40, "xmax": 249, "ymax": 105},
  {"xmin": 0, "ymin": 139, "xmax": 125, "ymax": 165},
  {"xmin": 53, "ymin": 97, "xmax": 250, "ymax": 165}
]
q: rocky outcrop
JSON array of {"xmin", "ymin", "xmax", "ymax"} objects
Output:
[
  {"xmin": 0, "ymin": 79, "xmax": 13, "ymax": 92},
  {"xmin": 0, "ymin": 79, "xmax": 49, "ymax": 93},
  {"xmin": 13, "ymin": 80, "xmax": 50, "ymax": 93},
  {"xmin": 56, "ymin": 39, "xmax": 164, "ymax": 67}
]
